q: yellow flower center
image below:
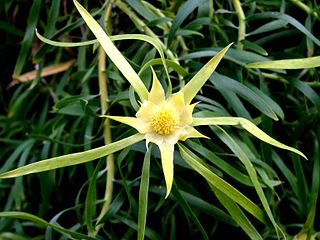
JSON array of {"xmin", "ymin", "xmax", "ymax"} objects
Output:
[{"xmin": 150, "ymin": 106, "xmax": 177, "ymax": 135}]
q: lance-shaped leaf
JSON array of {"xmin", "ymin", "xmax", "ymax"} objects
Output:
[
  {"xmin": 246, "ymin": 56, "xmax": 320, "ymax": 69},
  {"xmin": 181, "ymin": 43, "xmax": 233, "ymax": 104},
  {"xmin": 36, "ymin": 31, "xmax": 171, "ymax": 88},
  {"xmin": 192, "ymin": 117, "xmax": 307, "ymax": 159},
  {"xmin": 0, "ymin": 133, "xmax": 144, "ymax": 178},
  {"xmin": 0, "ymin": 211, "xmax": 95, "ymax": 240},
  {"xmin": 178, "ymin": 143, "xmax": 267, "ymax": 224},
  {"xmin": 73, "ymin": 0, "xmax": 148, "ymax": 101}
]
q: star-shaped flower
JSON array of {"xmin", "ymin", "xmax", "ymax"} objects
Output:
[{"xmin": 107, "ymin": 69, "xmax": 207, "ymax": 197}]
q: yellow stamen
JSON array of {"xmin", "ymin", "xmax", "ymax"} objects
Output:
[{"xmin": 151, "ymin": 106, "xmax": 177, "ymax": 135}]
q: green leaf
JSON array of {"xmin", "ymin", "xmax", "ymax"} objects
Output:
[
  {"xmin": 172, "ymin": 183, "xmax": 209, "ymax": 240},
  {"xmin": 185, "ymin": 140, "xmax": 255, "ymax": 187},
  {"xmin": 167, "ymin": 0, "xmax": 199, "ymax": 46},
  {"xmin": 181, "ymin": 43, "xmax": 232, "ymax": 104},
  {"xmin": 0, "ymin": 133, "xmax": 144, "ymax": 179},
  {"xmin": 138, "ymin": 145, "xmax": 152, "ymax": 240},
  {"xmin": 248, "ymin": 12, "xmax": 320, "ymax": 47},
  {"xmin": 0, "ymin": 211, "xmax": 95, "ymax": 240},
  {"xmin": 139, "ymin": 58, "xmax": 189, "ymax": 77},
  {"xmin": 192, "ymin": 117, "xmax": 307, "ymax": 159},
  {"xmin": 246, "ymin": 19, "xmax": 288, "ymax": 36},
  {"xmin": 178, "ymin": 144, "xmax": 268, "ymax": 224},
  {"xmin": 246, "ymin": 56, "xmax": 320, "ymax": 69},
  {"xmin": 73, "ymin": 0, "xmax": 148, "ymax": 101},
  {"xmin": 211, "ymin": 126, "xmax": 283, "ymax": 238},
  {"xmin": 13, "ymin": 0, "xmax": 42, "ymax": 77},
  {"xmin": 85, "ymin": 159, "xmax": 105, "ymax": 234},
  {"xmin": 211, "ymin": 185, "xmax": 263, "ymax": 240},
  {"xmin": 210, "ymin": 73, "xmax": 280, "ymax": 120},
  {"xmin": 36, "ymin": 30, "xmax": 172, "ymax": 96},
  {"xmin": 179, "ymin": 190, "xmax": 236, "ymax": 225},
  {"xmin": 292, "ymin": 79, "xmax": 320, "ymax": 112},
  {"xmin": 241, "ymin": 39, "xmax": 268, "ymax": 56}
]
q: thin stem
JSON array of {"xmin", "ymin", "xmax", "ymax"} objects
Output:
[
  {"xmin": 233, "ymin": 0, "xmax": 246, "ymax": 49},
  {"xmin": 94, "ymin": 1, "xmax": 114, "ymax": 235},
  {"xmin": 290, "ymin": 0, "xmax": 319, "ymax": 19},
  {"xmin": 114, "ymin": 0, "xmax": 178, "ymax": 62}
]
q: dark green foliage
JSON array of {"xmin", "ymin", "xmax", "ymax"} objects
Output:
[{"xmin": 0, "ymin": 0, "xmax": 319, "ymax": 239}]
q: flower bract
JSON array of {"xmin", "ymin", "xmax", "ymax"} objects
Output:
[{"xmin": 108, "ymin": 69, "xmax": 206, "ymax": 197}]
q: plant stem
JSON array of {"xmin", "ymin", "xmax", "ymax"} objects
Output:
[
  {"xmin": 114, "ymin": 0, "xmax": 178, "ymax": 62},
  {"xmin": 290, "ymin": 0, "xmax": 319, "ymax": 19},
  {"xmin": 233, "ymin": 0, "xmax": 246, "ymax": 49},
  {"xmin": 94, "ymin": 0, "xmax": 114, "ymax": 235}
]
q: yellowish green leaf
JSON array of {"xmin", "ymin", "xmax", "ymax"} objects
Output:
[
  {"xmin": 246, "ymin": 56, "xmax": 320, "ymax": 69},
  {"xmin": 0, "ymin": 134, "xmax": 144, "ymax": 178},
  {"xmin": 182, "ymin": 43, "xmax": 233, "ymax": 104},
  {"xmin": 73, "ymin": 0, "xmax": 148, "ymax": 101},
  {"xmin": 192, "ymin": 117, "xmax": 307, "ymax": 159}
]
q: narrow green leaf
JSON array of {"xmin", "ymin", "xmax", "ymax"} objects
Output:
[
  {"xmin": 36, "ymin": 29, "xmax": 97, "ymax": 47},
  {"xmin": 36, "ymin": 30, "xmax": 171, "ymax": 94},
  {"xmin": 242, "ymin": 39, "xmax": 268, "ymax": 56},
  {"xmin": 292, "ymin": 79, "xmax": 320, "ymax": 112},
  {"xmin": 118, "ymin": 215, "xmax": 162, "ymax": 240},
  {"xmin": 0, "ymin": 133, "xmax": 144, "ymax": 179},
  {"xmin": 138, "ymin": 58, "xmax": 189, "ymax": 77},
  {"xmin": 0, "ymin": 211, "xmax": 95, "ymax": 240},
  {"xmin": 167, "ymin": 0, "xmax": 199, "ymax": 46},
  {"xmin": 210, "ymin": 73, "xmax": 279, "ymax": 120},
  {"xmin": 246, "ymin": 19, "xmax": 288, "ymax": 36},
  {"xmin": 182, "ymin": 43, "xmax": 232, "ymax": 104},
  {"xmin": 211, "ymin": 185, "xmax": 263, "ymax": 240},
  {"xmin": 172, "ymin": 183, "xmax": 209, "ymax": 240},
  {"xmin": 211, "ymin": 126, "xmax": 283, "ymax": 238},
  {"xmin": 45, "ymin": 0, "xmax": 61, "ymax": 37},
  {"xmin": 246, "ymin": 56, "xmax": 320, "ymax": 69},
  {"xmin": 298, "ymin": 135, "xmax": 319, "ymax": 236},
  {"xmin": 248, "ymin": 12, "xmax": 320, "ymax": 47},
  {"xmin": 85, "ymin": 159, "xmax": 105, "ymax": 234},
  {"xmin": 185, "ymin": 140, "xmax": 255, "ymax": 187},
  {"xmin": 12, "ymin": 0, "xmax": 42, "ymax": 77},
  {"xmin": 126, "ymin": 0, "xmax": 158, "ymax": 21},
  {"xmin": 0, "ymin": 20, "xmax": 24, "ymax": 37},
  {"xmin": 192, "ymin": 117, "xmax": 307, "ymax": 159},
  {"xmin": 178, "ymin": 144, "xmax": 267, "ymax": 224},
  {"xmin": 73, "ymin": 0, "xmax": 148, "ymax": 101},
  {"xmin": 138, "ymin": 145, "xmax": 152, "ymax": 240},
  {"xmin": 179, "ymin": 190, "xmax": 236, "ymax": 225}
]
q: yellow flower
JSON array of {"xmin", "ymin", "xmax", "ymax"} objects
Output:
[{"xmin": 108, "ymin": 69, "xmax": 206, "ymax": 197}]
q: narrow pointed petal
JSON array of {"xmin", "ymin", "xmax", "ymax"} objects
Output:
[
  {"xmin": 192, "ymin": 117, "xmax": 307, "ymax": 159},
  {"xmin": 73, "ymin": 0, "xmax": 148, "ymax": 101},
  {"xmin": 181, "ymin": 43, "xmax": 233, "ymax": 104},
  {"xmin": 149, "ymin": 68, "xmax": 165, "ymax": 104},
  {"xmin": 178, "ymin": 126, "xmax": 208, "ymax": 141},
  {"xmin": 167, "ymin": 92, "xmax": 185, "ymax": 113},
  {"xmin": 158, "ymin": 142, "xmax": 175, "ymax": 198},
  {"xmin": 107, "ymin": 116, "xmax": 149, "ymax": 133},
  {"xmin": 136, "ymin": 101, "xmax": 156, "ymax": 123},
  {"xmin": 179, "ymin": 103, "xmax": 197, "ymax": 126}
]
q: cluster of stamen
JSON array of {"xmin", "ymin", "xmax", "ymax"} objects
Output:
[{"xmin": 150, "ymin": 106, "xmax": 177, "ymax": 135}]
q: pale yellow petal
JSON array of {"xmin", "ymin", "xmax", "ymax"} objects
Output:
[
  {"xmin": 158, "ymin": 142, "xmax": 175, "ymax": 198},
  {"xmin": 179, "ymin": 103, "xmax": 196, "ymax": 126},
  {"xmin": 163, "ymin": 128, "xmax": 182, "ymax": 145},
  {"xmin": 107, "ymin": 116, "xmax": 146, "ymax": 133},
  {"xmin": 145, "ymin": 132, "xmax": 164, "ymax": 146},
  {"xmin": 148, "ymin": 68, "xmax": 165, "ymax": 104},
  {"xmin": 178, "ymin": 126, "xmax": 208, "ymax": 141},
  {"xmin": 167, "ymin": 92, "xmax": 185, "ymax": 113},
  {"xmin": 136, "ymin": 101, "xmax": 157, "ymax": 123}
]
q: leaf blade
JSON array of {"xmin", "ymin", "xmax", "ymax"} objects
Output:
[{"xmin": 0, "ymin": 134, "xmax": 144, "ymax": 179}]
